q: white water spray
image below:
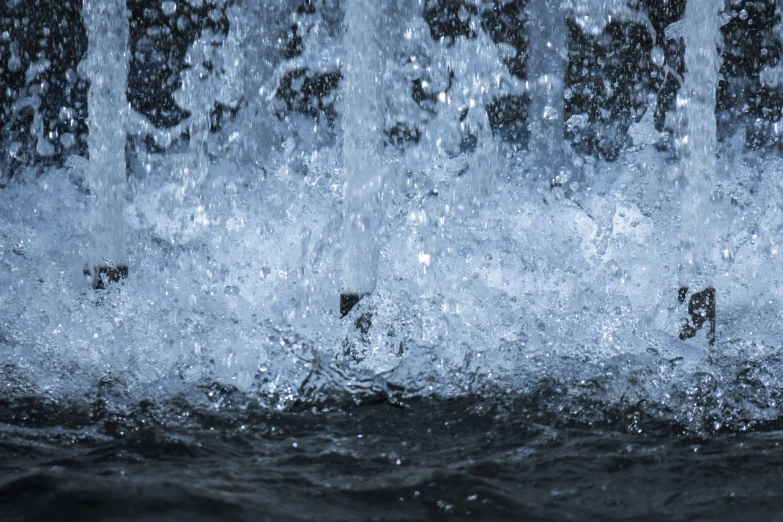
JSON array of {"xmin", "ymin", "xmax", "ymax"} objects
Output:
[
  {"xmin": 5, "ymin": 0, "xmax": 783, "ymax": 419},
  {"xmin": 175, "ymin": 12, "xmax": 245, "ymax": 191},
  {"xmin": 81, "ymin": 0, "xmax": 129, "ymax": 271}
]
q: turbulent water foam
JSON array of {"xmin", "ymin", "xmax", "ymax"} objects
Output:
[
  {"xmin": 3, "ymin": 130, "xmax": 783, "ymax": 432},
  {"xmin": 1, "ymin": 1, "xmax": 783, "ymax": 434}
]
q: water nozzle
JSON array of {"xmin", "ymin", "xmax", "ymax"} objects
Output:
[
  {"xmin": 678, "ymin": 286, "xmax": 716, "ymax": 346},
  {"xmin": 84, "ymin": 264, "xmax": 128, "ymax": 290},
  {"xmin": 340, "ymin": 293, "xmax": 365, "ymax": 318}
]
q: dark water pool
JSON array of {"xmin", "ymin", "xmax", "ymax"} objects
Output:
[{"xmin": 2, "ymin": 392, "xmax": 783, "ymax": 522}]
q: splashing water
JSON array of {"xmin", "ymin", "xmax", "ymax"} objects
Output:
[
  {"xmin": 7, "ymin": 3, "xmax": 783, "ymax": 520},
  {"xmin": 2, "ymin": 1, "xmax": 783, "ymax": 435}
]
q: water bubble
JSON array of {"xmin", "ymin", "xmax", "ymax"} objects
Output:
[{"xmin": 739, "ymin": 9, "xmax": 748, "ymax": 20}]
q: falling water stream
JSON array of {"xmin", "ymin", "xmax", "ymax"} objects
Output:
[
  {"xmin": 341, "ymin": 0, "xmax": 384, "ymax": 304},
  {"xmin": 678, "ymin": 0, "xmax": 721, "ymax": 277},
  {"xmin": 526, "ymin": 0, "xmax": 567, "ymax": 186},
  {"xmin": 81, "ymin": 0, "xmax": 129, "ymax": 282},
  {"xmin": 676, "ymin": 0, "xmax": 721, "ymax": 344},
  {"xmin": 3, "ymin": 0, "xmax": 783, "ymax": 520}
]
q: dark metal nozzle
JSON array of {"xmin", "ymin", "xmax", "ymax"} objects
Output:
[
  {"xmin": 85, "ymin": 264, "xmax": 128, "ymax": 290},
  {"xmin": 340, "ymin": 293, "xmax": 364, "ymax": 318},
  {"xmin": 678, "ymin": 286, "xmax": 715, "ymax": 346}
]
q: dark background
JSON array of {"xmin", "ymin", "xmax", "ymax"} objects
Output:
[{"xmin": 0, "ymin": 0, "xmax": 780, "ymax": 181}]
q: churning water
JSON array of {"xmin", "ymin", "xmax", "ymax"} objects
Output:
[{"xmin": 2, "ymin": 0, "xmax": 783, "ymax": 519}]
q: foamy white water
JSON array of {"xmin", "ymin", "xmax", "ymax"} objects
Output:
[{"xmin": 1, "ymin": 1, "xmax": 783, "ymax": 427}]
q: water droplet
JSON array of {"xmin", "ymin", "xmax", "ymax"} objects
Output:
[
  {"xmin": 162, "ymin": 1, "xmax": 177, "ymax": 16},
  {"xmin": 651, "ymin": 46, "xmax": 665, "ymax": 67}
]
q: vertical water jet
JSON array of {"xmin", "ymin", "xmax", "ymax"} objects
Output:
[
  {"xmin": 82, "ymin": 0, "xmax": 129, "ymax": 288},
  {"xmin": 676, "ymin": 0, "xmax": 721, "ymax": 344},
  {"xmin": 340, "ymin": 0, "xmax": 384, "ymax": 316},
  {"xmin": 526, "ymin": 0, "xmax": 567, "ymax": 186}
]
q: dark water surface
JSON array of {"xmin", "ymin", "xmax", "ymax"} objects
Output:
[{"xmin": 2, "ymin": 393, "xmax": 783, "ymax": 521}]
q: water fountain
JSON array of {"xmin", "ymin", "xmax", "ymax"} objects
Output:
[
  {"xmin": 675, "ymin": 0, "xmax": 722, "ymax": 344},
  {"xmin": 526, "ymin": 0, "xmax": 567, "ymax": 187},
  {"xmin": 2, "ymin": 0, "xmax": 777, "ymax": 416},
  {"xmin": 80, "ymin": 0, "xmax": 130, "ymax": 289},
  {"xmin": 2, "ymin": 1, "xmax": 783, "ymax": 519},
  {"xmin": 340, "ymin": 0, "xmax": 385, "ymax": 316}
]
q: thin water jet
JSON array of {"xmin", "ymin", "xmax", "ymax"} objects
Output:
[
  {"xmin": 81, "ymin": 0, "xmax": 130, "ymax": 287},
  {"xmin": 676, "ymin": 0, "xmax": 722, "ymax": 344},
  {"xmin": 526, "ymin": 0, "xmax": 567, "ymax": 187},
  {"xmin": 340, "ymin": 0, "xmax": 385, "ymax": 315}
]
